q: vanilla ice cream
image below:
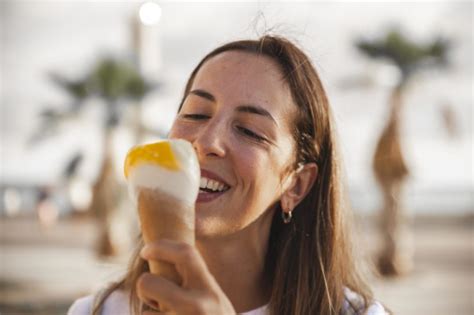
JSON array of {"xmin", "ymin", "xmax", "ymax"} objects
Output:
[{"xmin": 124, "ymin": 139, "xmax": 200, "ymax": 206}]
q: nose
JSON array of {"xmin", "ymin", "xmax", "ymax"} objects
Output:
[{"xmin": 192, "ymin": 120, "xmax": 227, "ymax": 159}]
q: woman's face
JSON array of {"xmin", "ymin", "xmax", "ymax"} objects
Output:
[{"xmin": 169, "ymin": 51, "xmax": 297, "ymax": 238}]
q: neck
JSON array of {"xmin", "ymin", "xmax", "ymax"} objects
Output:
[{"xmin": 196, "ymin": 210, "xmax": 274, "ymax": 313}]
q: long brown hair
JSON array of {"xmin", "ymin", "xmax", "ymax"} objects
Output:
[{"xmin": 93, "ymin": 35, "xmax": 373, "ymax": 315}]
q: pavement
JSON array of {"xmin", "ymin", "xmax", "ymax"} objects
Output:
[
  {"xmin": 0, "ymin": 214, "xmax": 473, "ymax": 315},
  {"xmin": 366, "ymin": 216, "xmax": 474, "ymax": 315}
]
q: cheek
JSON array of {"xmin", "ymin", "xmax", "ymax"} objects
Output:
[
  {"xmin": 248, "ymin": 144, "xmax": 295, "ymax": 196},
  {"xmin": 233, "ymin": 146, "xmax": 284, "ymax": 193},
  {"xmin": 168, "ymin": 123, "xmax": 192, "ymax": 140}
]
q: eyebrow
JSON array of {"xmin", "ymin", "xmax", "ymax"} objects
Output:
[
  {"xmin": 189, "ymin": 89, "xmax": 215, "ymax": 102},
  {"xmin": 236, "ymin": 105, "xmax": 277, "ymax": 124},
  {"xmin": 188, "ymin": 89, "xmax": 277, "ymax": 124}
]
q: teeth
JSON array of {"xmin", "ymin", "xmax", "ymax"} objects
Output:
[
  {"xmin": 206, "ymin": 180, "xmax": 214, "ymax": 190},
  {"xmin": 199, "ymin": 177, "xmax": 229, "ymax": 192},
  {"xmin": 200, "ymin": 177, "xmax": 207, "ymax": 188}
]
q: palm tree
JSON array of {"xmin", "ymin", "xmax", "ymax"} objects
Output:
[
  {"xmin": 356, "ymin": 29, "xmax": 449, "ymax": 276},
  {"xmin": 32, "ymin": 57, "xmax": 162, "ymax": 256}
]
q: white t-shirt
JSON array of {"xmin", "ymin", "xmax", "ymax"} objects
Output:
[{"xmin": 67, "ymin": 288, "xmax": 387, "ymax": 315}]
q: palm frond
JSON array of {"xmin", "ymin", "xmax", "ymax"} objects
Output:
[
  {"xmin": 34, "ymin": 56, "xmax": 155, "ymax": 143},
  {"xmin": 356, "ymin": 28, "xmax": 450, "ymax": 78},
  {"xmin": 89, "ymin": 58, "xmax": 152, "ymax": 101},
  {"xmin": 49, "ymin": 73, "xmax": 90, "ymax": 101}
]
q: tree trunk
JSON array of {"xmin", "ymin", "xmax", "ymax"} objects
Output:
[
  {"xmin": 89, "ymin": 128, "xmax": 120, "ymax": 257},
  {"xmin": 373, "ymin": 85, "xmax": 413, "ymax": 276}
]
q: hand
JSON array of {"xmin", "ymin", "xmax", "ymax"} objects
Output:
[{"xmin": 137, "ymin": 239, "xmax": 236, "ymax": 315}]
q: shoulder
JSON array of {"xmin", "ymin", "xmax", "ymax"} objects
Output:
[
  {"xmin": 342, "ymin": 287, "xmax": 389, "ymax": 315},
  {"xmin": 67, "ymin": 290, "xmax": 130, "ymax": 315},
  {"xmin": 67, "ymin": 295, "xmax": 93, "ymax": 315},
  {"xmin": 365, "ymin": 301, "xmax": 388, "ymax": 315}
]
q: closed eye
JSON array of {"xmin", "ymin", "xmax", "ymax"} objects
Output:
[
  {"xmin": 236, "ymin": 126, "xmax": 267, "ymax": 142},
  {"xmin": 181, "ymin": 114, "xmax": 210, "ymax": 120}
]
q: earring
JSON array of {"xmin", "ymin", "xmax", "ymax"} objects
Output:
[{"xmin": 281, "ymin": 209, "xmax": 292, "ymax": 224}]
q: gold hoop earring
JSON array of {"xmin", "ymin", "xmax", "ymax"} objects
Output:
[{"xmin": 281, "ymin": 210, "xmax": 292, "ymax": 224}]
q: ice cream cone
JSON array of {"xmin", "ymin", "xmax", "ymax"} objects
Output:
[
  {"xmin": 137, "ymin": 187, "xmax": 194, "ymax": 285},
  {"xmin": 124, "ymin": 139, "xmax": 200, "ymax": 289}
]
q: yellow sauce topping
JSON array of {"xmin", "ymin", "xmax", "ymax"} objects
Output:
[{"xmin": 124, "ymin": 141, "xmax": 180, "ymax": 178}]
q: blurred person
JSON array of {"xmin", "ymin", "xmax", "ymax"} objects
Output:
[
  {"xmin": 36, "ymin": 185, "xmax": 59, "ymax": 227},
  {"xmin": 440, "ymin": 103, "xmax": 459, "ymax": 139},
  {"xmin": 68, "ymin": 35, "xmax": 388, "ymax": 315}
]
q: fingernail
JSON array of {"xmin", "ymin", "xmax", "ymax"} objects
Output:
[
  {"xmin": 140, "ymin": 245, "xmax": 149, "ymax": 258},
  {"xmin": 149, "ymin": 300, "xmax": 159, "ymax": 310}
]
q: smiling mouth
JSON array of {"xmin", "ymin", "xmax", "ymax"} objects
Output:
[{"xmin": 199, "ymin": 177, "xmax": 231, "ymax": 194}]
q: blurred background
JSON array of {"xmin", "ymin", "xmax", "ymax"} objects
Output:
[{"xmin": 0, "ymin": 1, "xmax": 472, "ymax": 314}]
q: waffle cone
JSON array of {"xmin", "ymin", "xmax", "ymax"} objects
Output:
[{"xmin": 137, "ymin": 188, "xmax": 195, "ymax": 286}]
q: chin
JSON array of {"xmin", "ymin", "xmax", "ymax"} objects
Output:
[{"xmin": 194, "ymin": 215, "xmax": 216, "ymax": 239}]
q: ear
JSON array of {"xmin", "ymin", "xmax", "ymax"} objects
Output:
[{"xmin": 281, "ymin": 163, "xmax": 318, "ymax": 213}]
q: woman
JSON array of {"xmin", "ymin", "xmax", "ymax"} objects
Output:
[{"xmin": 69, "ymin": 35, "xmax": 388, "ymax": 315}]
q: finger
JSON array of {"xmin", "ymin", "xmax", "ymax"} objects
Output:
[
  {"xmin": 137, "ymin": 272, "xmax": 195, "ymax": 313},
  {"xmin": 141, "ymin": 240, "xmax": 217, "ymax": 290}
]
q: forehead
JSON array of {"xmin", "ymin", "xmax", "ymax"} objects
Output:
[{"xmin": 191, "ymin": 51, "xmax": 295, "ymax": 122}]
